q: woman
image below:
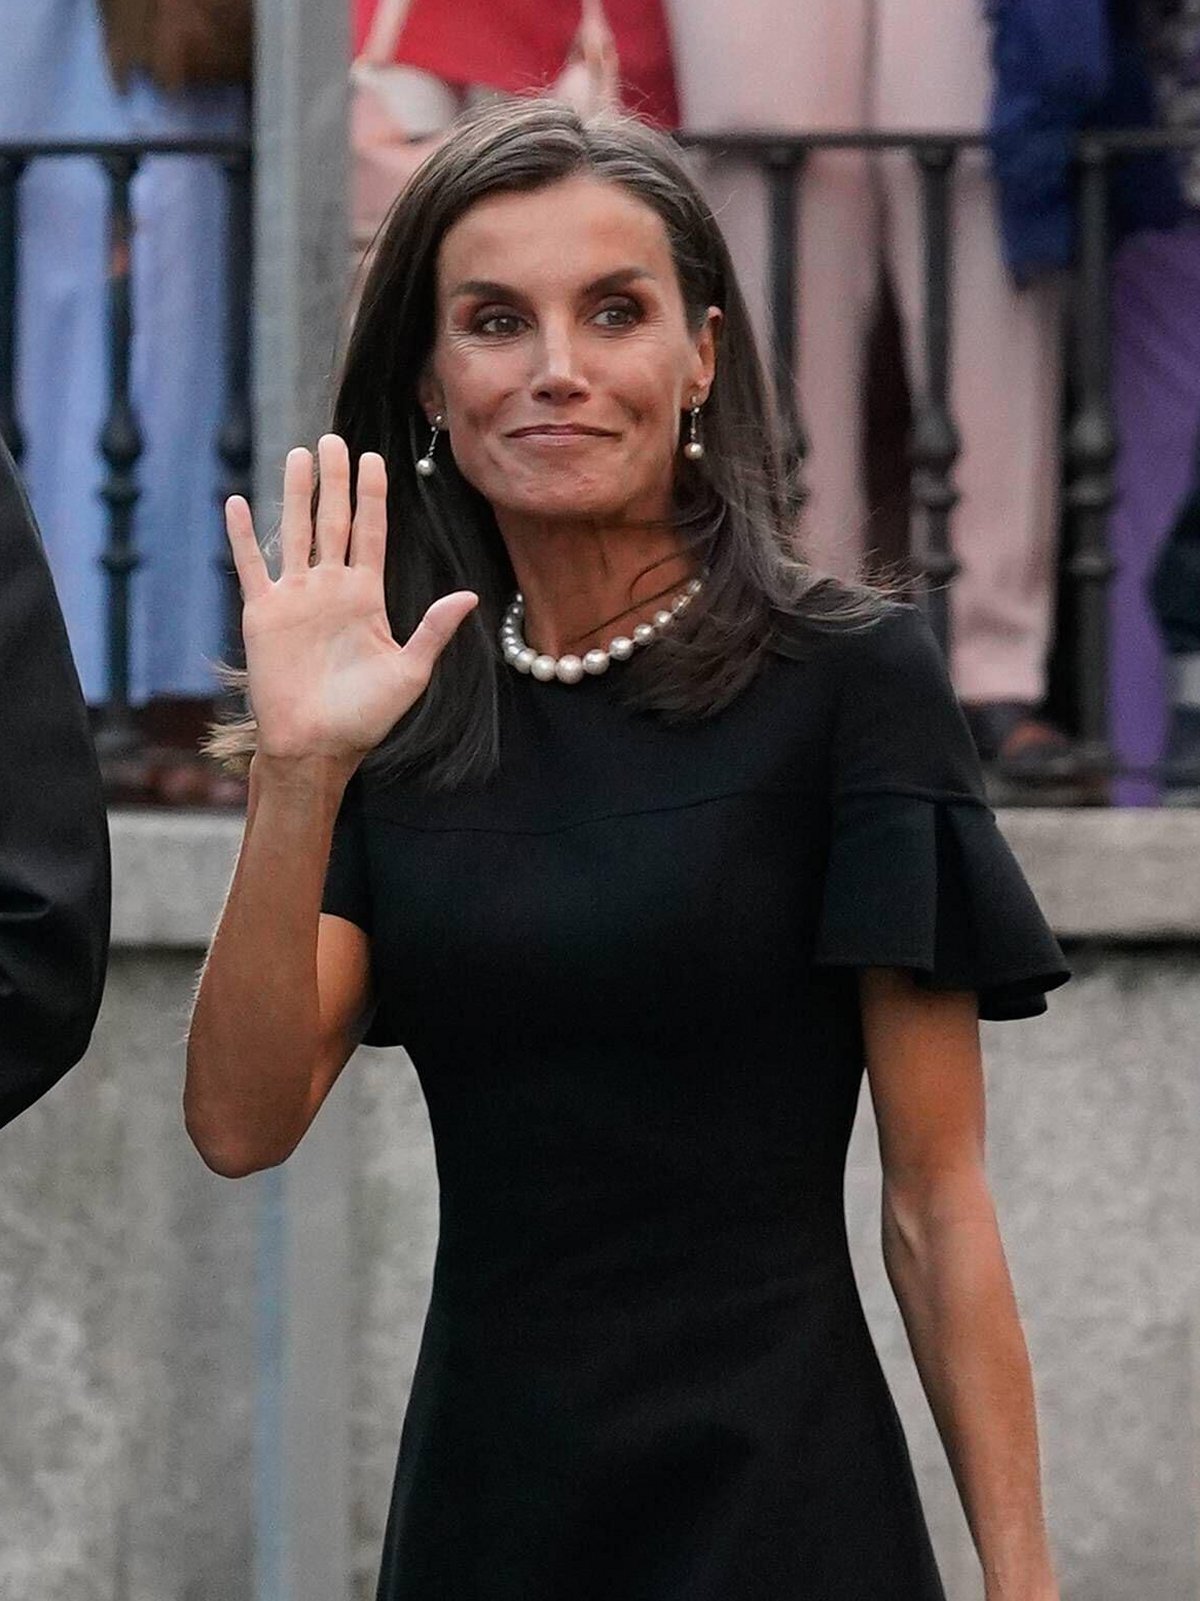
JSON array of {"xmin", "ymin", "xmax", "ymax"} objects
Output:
[{"xmin": 186, "ymin": 101, "xmax": 1067, "ymax": 1600}]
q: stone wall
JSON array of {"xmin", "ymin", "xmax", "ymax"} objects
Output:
[
  {"xmin": 0, "ymin": 811, "xmax": 1197, "ymax": 1600},
  {"xmin": 0, "ymin": 949, "xmax": 258, "ymax": 1601}
]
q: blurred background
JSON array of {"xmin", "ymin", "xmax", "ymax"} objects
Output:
[{"xmin": 0, "ymin": 3, "xmax": 1198, "ymax": 1599}]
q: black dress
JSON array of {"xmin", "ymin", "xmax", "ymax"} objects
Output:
[{"xmin": 322, "ymin": 601, "xmax": 1069, "ymax": 1600}]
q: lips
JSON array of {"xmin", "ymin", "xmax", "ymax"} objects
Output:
[{"xmin": 506, "ymin": 424, "xmax": 617, "ymax": 438}]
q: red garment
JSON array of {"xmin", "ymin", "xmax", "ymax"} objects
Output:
[{"xmin": 353, "ymin": 0, "xmax": 679, "ymax": 128}]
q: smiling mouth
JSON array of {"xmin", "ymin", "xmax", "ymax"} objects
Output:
[{"xmin": 506, "ymin": 425, "xmax": 618, "ymax": 439}]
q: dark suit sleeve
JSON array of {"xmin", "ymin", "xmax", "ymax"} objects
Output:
[{"xmin": 0, "ymin": 438, "xmax": 110, "ymax": 1128}]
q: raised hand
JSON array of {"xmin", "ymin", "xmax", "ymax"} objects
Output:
[{"xmin": 224, "ymin": 434, "xmax": 477, "ymax": 770}]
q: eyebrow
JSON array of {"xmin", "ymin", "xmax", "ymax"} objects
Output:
[{"xmin": 445, "ymin": 266, "xmax": 659, "ymax": 301}]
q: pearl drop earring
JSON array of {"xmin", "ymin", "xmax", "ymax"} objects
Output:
[
  {"xmin": 683, "ymin": 399, "xmax": 705, "ymax": 462},
  {"xmin": 416, "ymin": 413, "xmax": 444, "ymax": 478}
]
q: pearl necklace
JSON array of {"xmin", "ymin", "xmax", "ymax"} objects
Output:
[{"xmin": 500, "ymin": 576, "xmax": 704, "ymax": 684}]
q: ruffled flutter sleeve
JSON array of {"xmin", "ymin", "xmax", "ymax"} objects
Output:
[{"xmin": 814, "ymin": 603, "xmax": 1070, "ymax": 1020}]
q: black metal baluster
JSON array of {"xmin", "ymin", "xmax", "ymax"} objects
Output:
[
  {"xmin": 764, "ymin": 143, "xmax": 809, "ymax": 505},
  {"xmin": 217, "ymin": 148, "xmax": 253, "ymax": 668},
  {"xmin": 909, "ymin": 142, "xmax": 961, "ymax": 650},
  {"xmin": 0, "ymin": 154, "xmax": 24, "ymax": 461},
  {"xmin": 96, "ymin": 150, "xmax": 144, "ymax": 764},
  {"xmin": 1064, "ymin": 137, "xmax": 1117, "ymax": 779}
]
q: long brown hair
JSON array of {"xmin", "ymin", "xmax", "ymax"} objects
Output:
[{"xmin": 210, "ymin": 99, "xmax": 894, "ymax": 787}]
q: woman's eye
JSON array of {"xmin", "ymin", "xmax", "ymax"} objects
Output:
[
  {"xmin": 474, "ymin": 312, "xmax": 524, "ymax": 336},
  {"xmin": 593, "ymin": 302, "xmax": 640, "ymax": 329}
]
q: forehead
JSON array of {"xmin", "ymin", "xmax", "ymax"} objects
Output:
[{"xmin": 436, "ymin": 175, "xmax": 678, "ymax": 292}]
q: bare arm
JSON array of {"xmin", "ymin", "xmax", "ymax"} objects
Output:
[
  {"xmin": 184, "ymin": 435, "xmax": 476, "ymax": 1176},
  {"xmin": 184, "ymin": 754, "xmax": 371, "ymax": 1176},
  {"xmin": 859, "ymin": 967, "xmax": 1058, "ymax": 1601}
]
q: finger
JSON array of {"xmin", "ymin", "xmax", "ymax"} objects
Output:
[
  {"xmin": 349, "ymin": 451, "xmax": 388, "ymax": 572},
  {"xmin": 314, "ymin": 433, "xmax": 352, "ymax": 565},
  {"xmin": 279, "ymin": 447, "xmax": 314, "ymax": 574},
  {"xmin": 400, "ymin": 590, "xmax": 479, "ymax": 681},
  {"xmin": 224, "ymin": 495, "xmax": 271, "ymax": 601}
]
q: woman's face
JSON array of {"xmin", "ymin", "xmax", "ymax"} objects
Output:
[{"xmin": 421, "ymin": 175, "xmax": 720, "ymax": 527}]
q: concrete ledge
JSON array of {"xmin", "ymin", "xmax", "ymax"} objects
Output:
[
  {"xmin": 999, "ymin": 809, "xmax": 1200, "ymax": 939},
  {"xmin": 108, "ymin": 807, "xmax": 1200, "ymax": 949},
  {"xmin": 110, "ymin": 810, "xmax": 241, "ymax": 948}
]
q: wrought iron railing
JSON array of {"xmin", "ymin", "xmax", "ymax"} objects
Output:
[
  {"xmin": 2, "ymin": 129, "xmax": 1197, "ymax": 795},
  {"xmin": 679, "ymin": 127, "xmax": 1200, "ymax": 790},
  {"xmin": 0, "ymin": 136, "xmax": 252, "ymax": 771}
]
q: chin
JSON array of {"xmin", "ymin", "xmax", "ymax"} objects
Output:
[{"xmin": 486, "ymin": 473, "xmax": 653, "ymax": 525}]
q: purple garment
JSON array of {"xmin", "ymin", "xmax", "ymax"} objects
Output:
[{"xmin": 1109, "ymin": 223, "xmax": 1200, "ymax": 802}]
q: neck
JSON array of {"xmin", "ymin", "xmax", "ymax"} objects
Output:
[{"xmin": 497, "ymin": 510, "xmax": 695, "ymax": 658}]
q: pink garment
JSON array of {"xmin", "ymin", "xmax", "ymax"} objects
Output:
[{"xmin": 666, "ymin": 0, "xmax": 1063, "ymax": 703}]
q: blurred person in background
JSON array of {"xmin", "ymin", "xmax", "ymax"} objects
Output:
[
  {"xmin": 986, "ymin": 0, "xmax": 1196, "ymax": 805},
  {"xmin": 1108, "ymin": 0, "xmax": 1200, "ymax": 802},
  {"xmin": 1147, "ymin": 440, "xmax": 1200, "ymax": 802},
  {"xmin": 353, "ymin": 0, "xmax": 676, "ymax": 123},
  {"xmin": 351, "ymin": 0, "xmax": 677, "ymax": 255},
  {"xmin": 667, "ymin": 0, "xmax": 1077, "ymax": 799},
  {"xmin": 0, "ymin": 0, "xmax": 249, "ymax": 804},
  {"xmin": 1, "ymin": 439, "xmax": 109, "ymax": 1131}
]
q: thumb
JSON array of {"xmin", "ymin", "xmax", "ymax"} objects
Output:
[{"xmin": 400, "ymin": 589, "xmax": 479, "ymax": 680}]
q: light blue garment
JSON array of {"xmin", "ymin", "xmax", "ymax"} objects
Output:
[{"xmin": 1, "ymin": 0, "xmax": 248, "ymax": 701}]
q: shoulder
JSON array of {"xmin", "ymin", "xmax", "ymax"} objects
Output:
[
  {"xmin": 769, "ymin": 595, "xmax": 984, "ymax": 801},
  {"xmin": 753, "ymin": 596, "xmax": 959, "ymax": 785},
  {"xmin": 768, "ymin": 593, "xmax": 936, "ymax": 681}
]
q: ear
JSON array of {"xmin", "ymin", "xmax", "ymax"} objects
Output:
[
  {"xmin": 417, "ymin": 369, "xmax": 445, "ymax": 423},
  {"xmin": 688, "ymin": 306, "xmax": 722, "ymax": 406}
]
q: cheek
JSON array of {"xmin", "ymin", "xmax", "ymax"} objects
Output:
[
  {"xmin": 617, "ymin": 349, "xmax": 682, "ymax": 410},
  {"xmin": 436, "ymin": 348, "xmax": 513, "ymax": 431},
  {"xmin": 613, "ymin": 349, "xmax": 693, "ymax": 448},
  {"xmin": 443, "ymin": 388, "xmax": 511, "ymax": 484},
  {"xmin": 621, "ymin": 380, "xmax": 684, "ymax": 468}
]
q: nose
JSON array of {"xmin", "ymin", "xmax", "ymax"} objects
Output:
[{"xmin": 530, "ymin": 316, "xmax": 589, "ymax": 405}]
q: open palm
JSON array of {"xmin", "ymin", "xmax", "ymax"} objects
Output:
[{"xmin": 225, "ymin": 434, "xmax": 477, "ymax": 766}]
